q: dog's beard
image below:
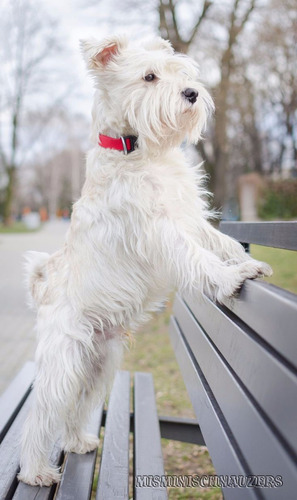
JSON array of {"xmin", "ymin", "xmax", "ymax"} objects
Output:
[{"xmin": 126, "ymin": 83, "xmax": 213, "ymax": 150}]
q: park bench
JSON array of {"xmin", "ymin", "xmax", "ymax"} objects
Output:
[{"xmin": 0, "ymin": 220, "xmax": 296, "ymax": 499}]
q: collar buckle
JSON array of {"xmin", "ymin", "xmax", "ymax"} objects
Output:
[{"xmin": 122, "ymin": 135, "xmax": 138, "ymax": 155}]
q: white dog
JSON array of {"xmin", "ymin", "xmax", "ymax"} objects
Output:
[{"xmin": 18, "ymin": 35, "xmax": 272, "ymax": 486}]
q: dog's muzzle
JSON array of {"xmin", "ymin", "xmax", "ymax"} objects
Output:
[{"xmin": 182, "ymin": 88, "xmax": 199, "ymax": 104}]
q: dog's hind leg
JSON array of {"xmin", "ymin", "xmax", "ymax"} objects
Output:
[
  {"xmin": 17, "ymin": 307, "xmax": 115, "ymax": 486},
  {"xmin": 18, "ymin": 374, "xmax": 63, "ymax": 487},
  {"xmin": 61, "ymin": 335, "xmax": 124, "ymax": 454}
]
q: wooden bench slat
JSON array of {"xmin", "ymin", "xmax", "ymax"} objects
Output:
[
  {"xmin": 220, "ymin": 221, "xmax": 297, "ymax": 250},
  {"xmin": 13, "ymin": 442, "xmax": 62, "ymax": 500},
  {"xmin": 169, "ymin": 317, "xmax": 258, "ymax": 500},
  {"xmin": 182, "ymin": 292, "xmax": 297, "ymax": 455},
  {"xmin": 0, "ymin": 361, "xmax": 35, "ymax": 442},
  {"xmin": 0, "ymin": 394, "xmax": 32, "ymax": 499},
  {"xmin": 96, "ymin": 371, "xmax": 130, "ymax": 500},
  {"xmin": 134, "ymin": 372, "xmax": 167, "ymax": 500},
  {"xmin": 173, "ymin": 295, "xmax": 297, "ymax": 498},
  {"xmin": 223, "ymin": 280, "xmax": 297, "ymax": 368},
  {"xmin": 56, "ymin": 404, "xmax": 104, "ymax": 500}
]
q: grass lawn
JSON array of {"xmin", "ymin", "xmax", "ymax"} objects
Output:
[
  {"xmin": 92, "ymin": 246, "xmax": 296, "ymax": 499},
  {"xmin": 0, "ymin": 221, "xmax": 40, "ymax": 233},
  {"xmin": 251, "ymin": 245, "xmax": 297, "ymax": 294}
]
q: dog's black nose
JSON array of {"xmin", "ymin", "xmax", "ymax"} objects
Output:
[{"xmin": 182, "ymin": 88, "xmax": 199, "ymax": 104}]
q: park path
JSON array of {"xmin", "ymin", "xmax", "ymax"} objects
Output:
[{"xmin": 0, "ymin": 220, "xmax": 70, "ymax": 394}]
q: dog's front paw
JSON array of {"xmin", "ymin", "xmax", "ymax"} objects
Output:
[
  {"xmin": 236, "ymin": 259, "xmax": 273, "ymax": 280},
  {"xmin": 252, "ymin": 260, "xmax": 273, "ymax": 277},
  {"xmin": 18, "ymin": 466, "xmax": 61, "ymax": 486},
  {"xmin": 63, "ymin": 433, "xmax": 99, "ymax": 454},
  {"xmin": 215, "ymin": 260, "xmax": 273, "ymax": 303}
]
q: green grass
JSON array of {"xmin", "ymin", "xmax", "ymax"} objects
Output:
[
  {"xmin": 251, "ymin": 245, "xmax": 297, "ymax": 294},
  {"xmin": 123, "ymin": 299, "xmax": 194, "ymax": 418},
  {"xmin": 0, "ymin": 221, "xmax": 40, "ymax": 233}
]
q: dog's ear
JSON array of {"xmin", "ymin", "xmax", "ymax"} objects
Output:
[
  {"xmin": 80, "ymin": 35, "xmax": 128, "ymax": 69},
  {"xmin": 142, "ymin": 37, "xmax": 174, "ymax": 54}
]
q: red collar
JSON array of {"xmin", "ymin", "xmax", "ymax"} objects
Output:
[{"xmin": 98, "ymin": 134, "xmax": 138, "ymax": 155}]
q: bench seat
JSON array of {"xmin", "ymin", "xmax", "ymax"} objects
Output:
[{"xmin": 0, "ymin": 363, "xmax": 203, "ymax": 500}]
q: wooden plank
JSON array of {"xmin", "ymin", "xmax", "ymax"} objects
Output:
[
  {"xmin": 0, "ymin": 394, "xmax": 32, "ymax": 499},
  {"xmin": 56, "ymin": 404, "xmax": 104, "ymax": 500},
  {"xmin": 13, "ymin": 442, "xmax": 62, "ymax": 500},
  {"xmin": 183, "ymin": 292, "xmax": 297, "ymax": 455},
  {"xmin": 114, "ymin": 411, "xmax": 204, "ymax": 445},
  {"xmin": 96, "ymin": 371, "xmax": 130, "ymax": 500},
  {"xmin": 174, "ymin": 295, "xmax": 297, "ymax": 499},
  {"xmin": 220, "ymin": 221, "xmax": 297, "ymax": 250},
  {"xmin": 0, "ymin": 361, "xmax": 35, "ymax": 442},
  {"xmin": 14, "ymin": 407, "xmax": 103, "ymax": 500},
  {"xmin": 169, "ymin": 317, "xmax": 258, "ymax": 500},
  {"xmin": 223, "ymin": 280, "xmax": 297, "ymax": 368},
  {"xmin": 134, "ymin": 372, "xmax": 167, "ymax": 500}
]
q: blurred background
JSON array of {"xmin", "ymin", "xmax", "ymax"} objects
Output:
[
  {"xmin": 0, "ymin": 1, "xmax": 296, "ymax": 498},
  {"xmin": 0, "ymin": 0, "xmax": 296, "ymax": 224}
]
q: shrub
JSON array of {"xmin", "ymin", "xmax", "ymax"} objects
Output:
[{"xmin": 258, "ymin": 179, "xmax": 297, "ymax": 220}]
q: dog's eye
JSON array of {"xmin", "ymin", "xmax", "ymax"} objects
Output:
[{"xmin": 144, "ymin": 73, "xmax": 156, "ymax": 82}]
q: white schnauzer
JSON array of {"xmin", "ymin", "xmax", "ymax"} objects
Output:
[{"xmin": 18, "ymin": 35, "xmax": 272, "ymax": 486}]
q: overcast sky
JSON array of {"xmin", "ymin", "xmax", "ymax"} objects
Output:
[{"xmin": 45, "ymin": 0, "xmax": 159, "ymax": 118}]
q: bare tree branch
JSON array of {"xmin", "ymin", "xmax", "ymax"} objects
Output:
[
  {"xmin": 0, "ymin": 147, "xmax": 8, "ymax": 169},
  {"xmin": 159, "ymin": 0, "xmax": 170, "ymax": 40},
  {"xmin": 19, "ymin": 87, "xmax": 75, "ymax": 167},
  {"xmin": 239, "ymin": 0, "xmax": 256, "ymax": 32},
  {"xmin": 168, "ymin": 0, "xmax": 182, "ymax": 44},
  {"xmin": 188, "ymin": 0, "xmax": 213, "ymax": 46},
  {"xmin": 0, "ymin": 0, "xmax": 69, "ymax": 223},
  {"xmin": 159, "ymin": 0, "xmax": 213, "ymax": 52}
]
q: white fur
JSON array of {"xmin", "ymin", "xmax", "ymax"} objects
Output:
[{"xmin": 18, "ymin": 35, "xmax": 272, "ymax": 486}]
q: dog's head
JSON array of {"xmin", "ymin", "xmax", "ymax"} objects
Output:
[{"xmin": 80, "ymin": 35, "xmax": 214, "ymax": 151}]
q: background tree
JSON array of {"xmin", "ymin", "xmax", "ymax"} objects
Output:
[
  {"xmin": 158, "ymin": 0, "xmax": 213, "ymax": 53},
  {"xmin": 157, "ymin": 0, "xmax": 296, "ymax": 208},
  {"xmin": 16, "ymin": 110, "xmax": 89, "ymax": 217},
  {"xmin": 2, "ymin": 0, "xmax": 295, "ymax": 221},
  {"xmin": 157, "ymin": 0, "xmax": 259, "ymax": 208},
  {"xmin": 0, "ymin": 0, "xmax": 71, "ymax": 223},
  {"xmin": 248, "ymin": 0, "xmax": 297, "ymax": 177}
]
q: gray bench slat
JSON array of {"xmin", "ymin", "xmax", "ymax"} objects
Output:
[
  {"xmin": 223, "ymin": 280, "xmax": 297, "ymax": 368},
  {"xmin": 56, "ymin": 404, "xmax": 104, "ymax": 500},
  {"xmin": 13, "ymin": 442, "xmax": 62, "ymax": 500},
  {"xmin": 184, "ymin": 292, "xmax": 297, "ymax": 455},
  {"xmin": 0, "ymin": 394, "xmax": 32, "ymax": 499},
  {"xmin": 174, "ymin": 295, "xmax": 297, "ymax": 498},
  {"xmin": 134, "ymin": 372, "xmax": 167, "ymax": 500},
  {"xmin": 96, "ymin": 371, "xmax": 130, "ymax": 500},
  {"xmin": 0, "ymin": 361, "xmax": 35, "ymax": 442},
  {"xmin": 220, "ymin": 221, "xmax": 297, "ymax": 250},
  {"xmin": 169, "ymin": 317, "xmax": 258, "ymax": 500}
]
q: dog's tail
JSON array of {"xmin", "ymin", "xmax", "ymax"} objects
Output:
[{"xmin": 24, "ymin": 251, "xmax": 50, "ymax": 309}]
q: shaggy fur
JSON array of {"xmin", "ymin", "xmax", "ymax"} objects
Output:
[{"xmin": 18, "ymin": 35, "xmax": 272, "ymax": 486}]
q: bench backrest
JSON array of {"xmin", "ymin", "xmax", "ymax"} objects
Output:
[{"xmin": 170, "ymin": 221, "xmax": 297, "ymax": 500}]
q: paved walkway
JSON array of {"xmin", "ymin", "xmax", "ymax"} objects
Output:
[{"xmin": 0, "ymin": 220, "xmax": 70, "ymax": 394}]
